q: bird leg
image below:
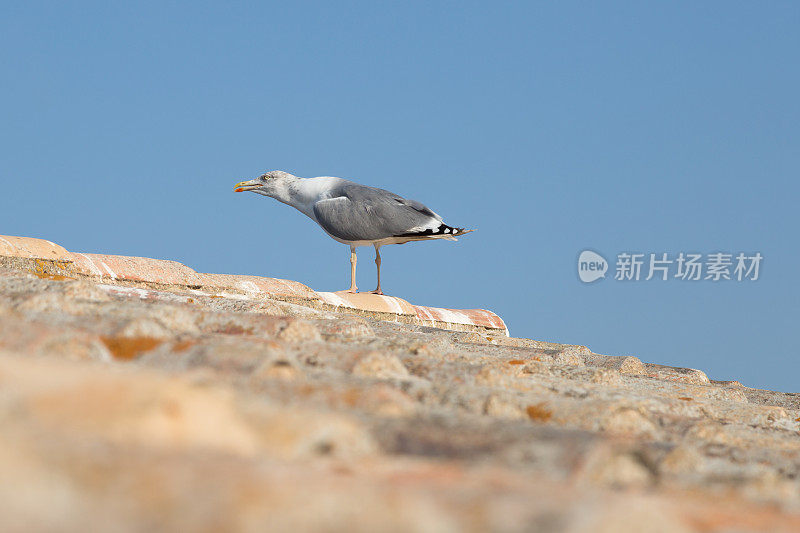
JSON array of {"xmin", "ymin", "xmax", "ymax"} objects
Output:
[
  {"xmin": 348, "ymin": 246, "xmax": 358, "ymax": 293},
  {"xmin": 370, "ymin": 245, "xmax": 383, "ymax": 295}
]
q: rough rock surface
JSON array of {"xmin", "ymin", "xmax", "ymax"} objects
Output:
[{"xmin": 0, "ymin": 258, "xmax": 799, "ymax": 531}]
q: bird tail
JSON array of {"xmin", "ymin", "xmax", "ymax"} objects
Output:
[{"xmin": 396, "ymin": 224, "xmax": 474, "ymax": 241}]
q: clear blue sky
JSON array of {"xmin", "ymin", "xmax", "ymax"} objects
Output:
[{"xmin": 2, "ymin": 2, "xmax": 798, "ymax": 391}]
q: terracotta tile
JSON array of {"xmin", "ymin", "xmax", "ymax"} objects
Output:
[
  {"xmin": 69, "ymin": 253, "xmax": 203, "ymax": 285},
  {"xmin": 414, "ymin": 305, "xmax": 508, "ymax": 334},
  {"xmin": 0, "ymin": 235, "xmax": 73, "ymax": 262},
  {"xmin": 198, "ymin": 273, "xmax": 318, "ymax": 300},
  {"xmin": 317, "ymin": 291, "xmax": 416, "ymax": 315}
]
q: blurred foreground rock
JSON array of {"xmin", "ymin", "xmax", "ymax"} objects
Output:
[{"xmin": 0, "ymin": 236, "xmax": 799, "ymax": 532}]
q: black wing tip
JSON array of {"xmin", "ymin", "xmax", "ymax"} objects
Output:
[{"xmin": 396, "ymin": 224, "xmax": 474, "ymax": 238}]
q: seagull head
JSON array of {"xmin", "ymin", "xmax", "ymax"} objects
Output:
[{"xmin": 233, "ymin": 170, "xmax": 295, "ymax": 195}]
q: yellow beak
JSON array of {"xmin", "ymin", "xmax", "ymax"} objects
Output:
[{"xmin": 233, "ymin": 179, "xmax": 261, "ymax": 193}]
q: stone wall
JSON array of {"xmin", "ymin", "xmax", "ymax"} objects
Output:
[{"xmin": 0, "ymin": 235, "xmax": 798, "ymax": 532}]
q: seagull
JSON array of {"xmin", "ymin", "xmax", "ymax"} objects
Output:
[{"xmin": 234, "ymin": 170, "xmax": 472, "ymax": 295}]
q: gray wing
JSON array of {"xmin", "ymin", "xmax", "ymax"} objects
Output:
[{"xmin": 312, "ymin": 182, "xmax": 442, "ymax": 242}]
